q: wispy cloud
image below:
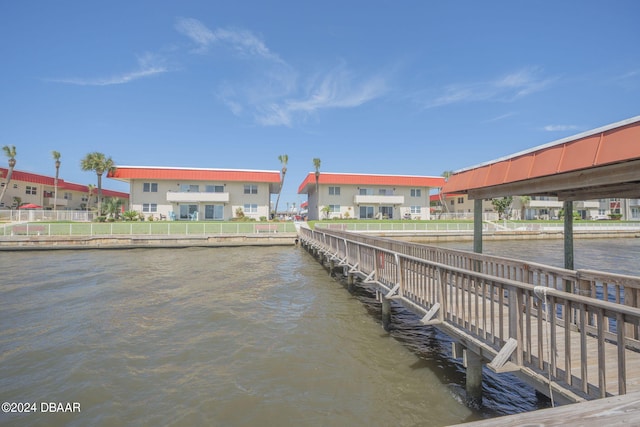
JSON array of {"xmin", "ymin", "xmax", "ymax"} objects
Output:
[
  {"xmin": 176, "ymin": 17, "xmax": 281, "ymax": 62},
  {"xmin": 50, "ymin": 53, "xmax": 168, "ymax": 86},
  {"xmin": 177, "ymin": 18, "xmax": 387, "ymax": 127},
  {"xmin": 543, "ymin": 124, "xmax": 579, "ymax": 132},
  {"xmin": 484, "ymin": 112, "xmax": 517, "ymax": 123},
  {"xmin": 254, "ymin": 67, "xmax": 387, "ymax": 127},
  {"xmin": 424, "ymin": 67, "xmax": 555, "ymax": 108}
]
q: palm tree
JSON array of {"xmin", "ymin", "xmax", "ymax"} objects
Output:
[
  {"xmin": 80, "ymin": 152, "xmax": 116, "ymax": 216},
  {"xmin": 86, "ymin": 184, "xmax": 96, "ymax": 211},
  {"xmin": 52, "ymin": 151, "xmax": 61, "ymax": 211},
  {"xmin": 313, "ymin": 157, "xmax": 321, "ymax": 220},
  {"xmin": 519, "ymin": 195, "xmax": 531, "ymax": 220},
  {"xmin": 0, "ymin": 145, "xmax": 17, "ymax": 208},
  {"xmin": 439, "ymin": 170, "xmax": 453, "ymax": 216},
  {"xmin": 103, "ymin": 197, "xmax": 123, "ymax": 220},
  {"xmin": 273, "ymin": 154, "xmax": 289, "ymax": 219}
]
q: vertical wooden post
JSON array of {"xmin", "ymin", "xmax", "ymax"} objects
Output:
[
  {"xmin": 564, "ymin": 200, "xmax": 574, "ymax": 292},
  {"xmin": 381, "ymin": 297, "xmax": 392, "ymax": 331},
  {"xmin": 473, "ymin": 199, "xmax": 483, "ymax": 255},
  {"xmin": 347, "ymin": 273, "xmax": 355, "ymax": 293},
  {"xmin": 329, "ymin": 259, "xmax": 335, "ymax": 276},
  {"xmin": 465, "ymin": 349, "xmax": 483, "ymax": 405}
]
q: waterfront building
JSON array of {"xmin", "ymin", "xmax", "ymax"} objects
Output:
[
  {"xmin": 432, "ymin": 192, "xmax": 606, "ymax": 220},
  {"xmin": 0, "ymin": 167, "xmax": 129, "ymax": 211},
  {"xmin": 297, "ymin": 172, "xmax": 444, "ymax": 221},
  {"xmin": 430, "ymin": 193, "xmax": 497, "ymax": 219},
  {"xmin": 108, "ymin": 166, "xmax": 281, "ymax": 221}
]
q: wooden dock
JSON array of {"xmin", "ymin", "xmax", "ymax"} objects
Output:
[{"xmin": 299, "ymin": 226, "xmax": 640, "ymax": 421}]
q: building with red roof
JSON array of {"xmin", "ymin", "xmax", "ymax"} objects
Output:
[
  {"xmin": 109, "ymin": 166, "xmax": 281, "ymax": 220},
  {"xmin": 297, "ymin": 172, "xmax": 445, "ymax": 220},
  {"xmin": 0, "ymin": 167, "xmax": 129, "ymax": 210}
]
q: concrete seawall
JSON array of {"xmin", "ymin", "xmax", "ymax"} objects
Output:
[
  {"xmin": 0, "ymin": 229, "xmax": 637, "ymax": 250},
  {"xmin": 0, "ymin": 233, "xmax": 299, "ymax": 250}
]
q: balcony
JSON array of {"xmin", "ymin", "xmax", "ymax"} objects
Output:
[
  {"xmin": 44, "ymin": 197, "xmax": 68, "ymax": 207},
  {"xmin": 353, "ymin": 195, "xmax": 405, "ymax": 205},
  {"xmin": 528, "ymin": 199, "xmax": 563, "ymax": 208},
  {"xmin": 166, "ymin": 191, "xmax": 230, "ymax": 203},
  {"xmin": 574, "ymin": 200, "xmax": 599, "ymax": 209}
]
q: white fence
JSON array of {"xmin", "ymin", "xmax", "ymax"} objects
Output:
[
  {"xmin": 0, "ymin": 209, "xmax": 93, "ymax": 222},
  {"xmin": 315, "ymin": 220, "xmax": 640, "ymax": 233}
]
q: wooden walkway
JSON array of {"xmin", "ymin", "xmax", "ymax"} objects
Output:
[{"xmin": 299, "ymin": 226, "xmax": 640, "ymax": 406}]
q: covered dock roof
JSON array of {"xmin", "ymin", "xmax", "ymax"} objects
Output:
[{"xmin": 442, "ymin": 115, "xmax": 640, "ymax": 201}]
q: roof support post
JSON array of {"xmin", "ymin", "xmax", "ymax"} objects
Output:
[
  {"xmin": 473, "ymin": 199, "xmax": 483, "ymax": 255},
  {"xmin": 564, "ymin": 200, "xmax": 574, "ymax": 292}
]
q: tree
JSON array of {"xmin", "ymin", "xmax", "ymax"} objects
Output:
[
  {"xmin": 86, "ymin": 184, "xmax": 96, "ymax": 211},
  {"xmin": 80, "ymin": 152, "xmax": 116, "ymax": 216},
  {"xmin": 0, "ymin": 145, "xmax": 17, "ymax": 208},
  {"xmin": 52, "ymin": 151, "xmax": 61, "ymax": 211},
  {"xmin": 313, "ymin": 157, "xmax": 321, "ymax": 220},
  {"xmin": 273, "ymin": 154, "xmax": 288, "ymax": 219},
  {"xmin": 439, "ymin": 170, "xmax": 454, "ymax": 215},
  {"xmin": 103, "ymin": 197, "xmax": 122, "ymax": 220},
  {"xmin": 519, "ymin": 195, "xmax": 531, "ymax": 220},
  {"xmin": 491, "ymin": 196, "xmax": 513, "ymax": 219}
]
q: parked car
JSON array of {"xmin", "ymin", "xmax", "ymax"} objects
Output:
[{"xmin": 592, "ymin": 214, "xmax": 609, "ymax": 220}]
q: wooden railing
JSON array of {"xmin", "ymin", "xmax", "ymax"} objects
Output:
[{"xmin": 300, "ymin": 226, "xmax": 640, "ymax": 401}]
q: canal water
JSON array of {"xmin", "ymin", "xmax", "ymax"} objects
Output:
[{"xmin": 1, "ymin": 238, "xmax": 638, "ymax": 426}]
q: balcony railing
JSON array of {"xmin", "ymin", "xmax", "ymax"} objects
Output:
[
  {"xmin": 353, "ymin": 194, "xmax": 405, "ymax": 205},
  {"xmin": 166, "ymin": 191, "xmax": 230, "ymax": 203}
]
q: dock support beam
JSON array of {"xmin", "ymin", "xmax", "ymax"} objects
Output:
[
  {"xmin": 473, "ymin": 199, "xmax": 483, "ymax": 255},
  {"xmin": 381, "ymin": 297, "xmax": 392, "ymax": 331},
  {"xmin": 347, "ymin": 273, "xmax": 355, "ymax": 293},
  {"xmin": 465, "ymin": 349, "xmax": 483, "ymax": 406},
  {"xmin": 564, "ymin": 200, "xmax": 574, "ymax": 292}
]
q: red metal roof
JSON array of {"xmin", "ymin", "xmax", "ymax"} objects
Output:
[
  {"xmin": 1, "ymin": 167, "xmax": 129, "ymax": 199},
  {"xmin": 110, "ymin": 166, "xmax": 281, "ymax": 183},
  {"xmin": 297, "ymin": 173, "xmax": 445, "ymax": 194},
  {"xmin": 443, "ymin": 116, "xmax": 640, "ymax": 194}
]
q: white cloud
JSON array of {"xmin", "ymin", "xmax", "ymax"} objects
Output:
[
  {"xmin": 424, "ymin": 67, "xmax": 555, "ymax": 108},
  {"xmin": 176, "ymin": 17, "xmax": 281, "ymax": 62},
  {"xmin": 543, "ymin": 124, "xmax": 579, "ymax": 131},
  {"xmin": 50, "ymin": 53, "xmax": 168, "ymax": 86},
  {"xmin": 254, "ymin": 67, "xmax": 387, "ymax": 127}
]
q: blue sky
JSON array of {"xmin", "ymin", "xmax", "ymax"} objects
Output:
[{"xmin": 1, "ymin": 1, "xmax": 638, "ymax": 209}]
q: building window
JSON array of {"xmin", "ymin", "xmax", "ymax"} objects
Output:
[
  {"xmin": 378, "ymin": 188, "xmax": 392, "ymax": 195},
  {"xmin": 244, "ymin": 203, "xmax": 258, "ymax": 213},
  {"xmin": 450, "ymin": 200, "xmax": 455, "ymax": 206},
  {"xmin": 244, "ymin": 185, "xmax": 258, "ymax": 195},
  {"xmin": 205, "ymin": 204, "xmax": 224, "ymax": 220},
  {"xmin": 411, "ymin": 206, "xmax": 421, "ymax": 214},
  {"xmin": 180, "ymin": 184, "xmax": 199, "ymax": 192},
  {"xmin": 328, "ymin": 186, "xmax": 340, "ymax": 195},
  {"xmin": 206, "ymin": 185, "xmax": 224, "ymax": 193},
  {"xmin": 329, "ymin": 204, "xmax": 340, "ymax": 212},
  {"xmin": 143, "ymin": 182, "xmax": 158, "ymax": 192},
  {"xmin": 26, "ymin": 186, "xmax": 37, "ymax": 195},
  {"xmin": 457, "ymin": 197, "xmax": 464, "ymax": 204},
  {"xmin": 64, "ymin": 192, "xmax": 72, "ymax": 200},
  {"xmin": 410, "ymin": 189, "xmax": 422, "ymax": 197},
  {"xmin": 143, "ymin": 203, "xmax": 158, "ymax": 213},
  {"xmin": 359, "ymin": 188, "xmax": 373, "ymax": 196},
  {"xmin": 360, "ymin": 206, "xmax": 374, "ymax": 219}
]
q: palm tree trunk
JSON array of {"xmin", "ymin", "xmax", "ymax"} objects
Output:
[{"xmin": 0, "ymin": 167, "xmax": 15, "ymax": 207}]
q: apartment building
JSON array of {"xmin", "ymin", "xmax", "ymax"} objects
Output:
[
  {"xmin": 297, "ymin": 172, "xmax": 444, "ymax": 220},
  {"xmin": 0, "ymin": 167, "xmax": 129, "ymax": 210},
  {"xmin": 108, "ymin": 166, "xmax": 281, "ymax": 221}
]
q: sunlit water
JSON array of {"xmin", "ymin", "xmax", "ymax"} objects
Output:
[{"xmin": 1, "ymin": 238, "xmax": 638, "ymax": 426}]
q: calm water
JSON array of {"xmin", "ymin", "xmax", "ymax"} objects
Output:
[{"xmin": 1, "ymin": 238, "xmax": 638, "ymax": 426}]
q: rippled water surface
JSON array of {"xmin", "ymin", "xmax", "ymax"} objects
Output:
[{"xmin": 1, "ymin": 238, "xmax": 637, "ymax": 426}]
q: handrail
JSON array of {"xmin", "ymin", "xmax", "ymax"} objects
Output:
[{"xmin": 300, "ymin": 226, "xmax": 640, "ymax": 401}]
